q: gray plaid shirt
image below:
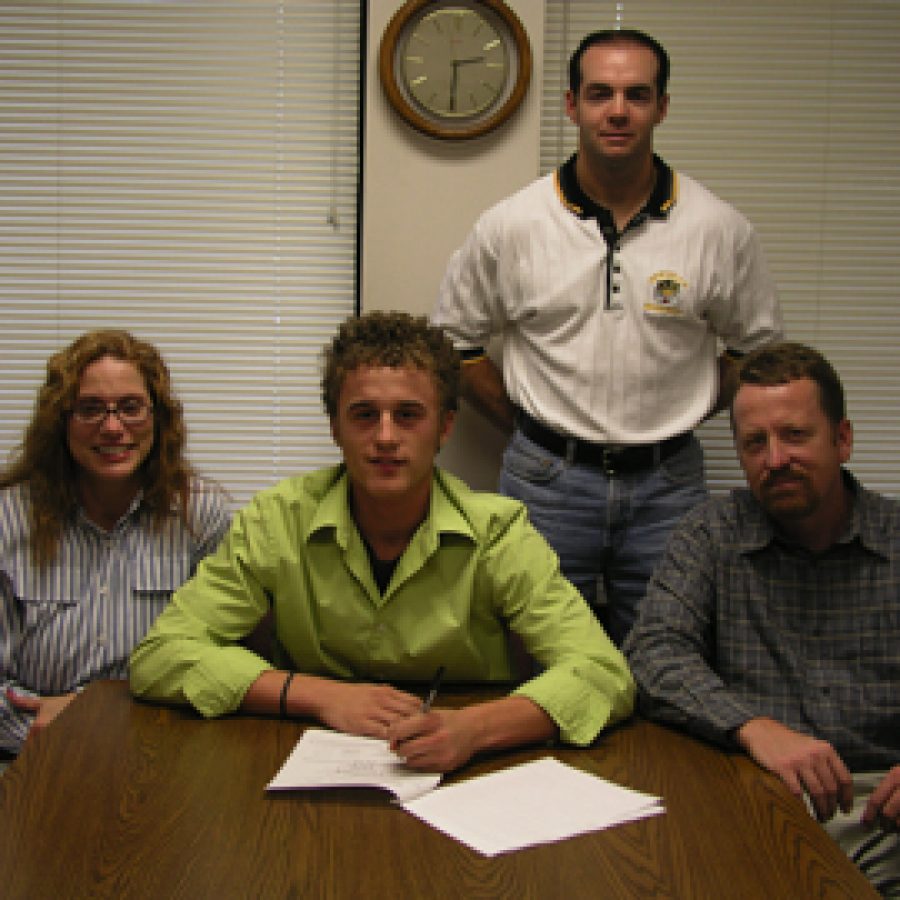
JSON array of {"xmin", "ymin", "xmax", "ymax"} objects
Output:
[{"xmin": 624, "ymin": 472, "xmax": 899, "ymax": 771}]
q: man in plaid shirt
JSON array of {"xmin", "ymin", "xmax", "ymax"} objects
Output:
[{"xmin": 625, "ymin": 342, "xmax": 899, "ymax": 896}]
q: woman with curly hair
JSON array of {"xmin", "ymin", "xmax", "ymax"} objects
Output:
[{"xmin": 0, "ymin": 329, "xmax": 230, "ymax": 761}]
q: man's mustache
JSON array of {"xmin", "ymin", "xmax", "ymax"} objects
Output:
[{"xmin": 762, "ymin": 467, "xmax": 805, "ymax": 489}]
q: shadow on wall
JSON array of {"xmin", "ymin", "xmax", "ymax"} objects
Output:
[{"xmin": 438, "ymin": 402, "xmax": 508, "ymax": 492}]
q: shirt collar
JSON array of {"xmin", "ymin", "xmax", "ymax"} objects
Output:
[
  {"xmin": 304, "ymin": 467, "xmax": 476, "ymax": 549},
  {"xmin": 305, "ymin": 467, "xmax": 353, "ymax": 546},
  {"xmin": 76, "ymin": 489, "xmax": 145, "ymax": 533},
  {"xmin": 427, "ymin": 469, "xmax": 478, "ymax": 541},
  {"xmin": 554, "ymin": 152, "xmax": 676, "ymax": 224},
  {"xmin": 736, "ymin": 470, "xmax": 889, "ymax": 559},
  {"xmin": 843, "ymin": 471, "xmax": 893, "ymax": 558}
]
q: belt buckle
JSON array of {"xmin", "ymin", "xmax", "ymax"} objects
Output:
[{"xmin": 601, "ymin": 447, "xmax": 618, "ymax": 476}]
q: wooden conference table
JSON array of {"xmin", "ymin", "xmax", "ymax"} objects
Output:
[{"xmin": 0, "ymin": 681, "xmax": 876, "ymax": 899}]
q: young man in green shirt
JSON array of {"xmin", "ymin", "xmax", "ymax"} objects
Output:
[{"xmin": 130, "ymin": 311, "xmax": 633, "ymax": 772}]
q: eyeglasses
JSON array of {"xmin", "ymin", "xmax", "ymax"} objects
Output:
[{"xmin": 70, "ymin": 397, "xmax": 154, "ymax": 426}]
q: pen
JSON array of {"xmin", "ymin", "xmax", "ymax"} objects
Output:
[{"xmin": 421, "ymin": 665, "xmax": 445, "ymax": 712}]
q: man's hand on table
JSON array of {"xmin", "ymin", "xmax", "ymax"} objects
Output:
[
  {"xmin": 388, "ymin": 706, "xmax": 482, "ymax": 773},
  {"xmin": 736, "ymin": 716, "xmax": 853, "ymax": 822},
  {"xmin": 864, "ymin": 765, "xmax": 900, "ymax": 832},
  {"xmin": 388, "ymin": 695, "xmax": 556, "ymax": 774},
  {"xmin": 305, "ymin": 679, "xmax": 422, "ymax": 739}
]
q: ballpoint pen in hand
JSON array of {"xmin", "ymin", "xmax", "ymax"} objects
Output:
[{"xmin": 421, "ymin": 665, "xmax": 445, "ymax": 712}]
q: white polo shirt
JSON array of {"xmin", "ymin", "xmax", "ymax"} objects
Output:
[{"xmin": 434, "ymin": 155, "xmax": 783, "ymax": 445}]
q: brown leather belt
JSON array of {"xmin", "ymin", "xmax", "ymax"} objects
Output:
[{"xmin": 516, "ymin": 410, "xmax": 693, "ymax": 476}]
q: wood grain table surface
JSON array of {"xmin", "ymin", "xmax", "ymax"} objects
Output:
[{"xmin": 0, "ymin": 680, "xmax": 877, "ymax": 899}]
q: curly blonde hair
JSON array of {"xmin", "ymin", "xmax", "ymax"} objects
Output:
[
  {"xmin": 321, "ymin": 311, "xmax": 460, "ymax": 419},
  {"xmin": 0, "ymin": 329, "xmax": 195, "ymax": 566}
]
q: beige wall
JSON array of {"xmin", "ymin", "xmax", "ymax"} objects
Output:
[{"xmin": 361, "ymin": 0, "xmax": 545, "ymax": 489}]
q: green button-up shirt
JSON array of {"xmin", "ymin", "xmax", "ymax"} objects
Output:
[{"xmin": 130, "ymin": 466, "xmax": 634, "ymax": 745}]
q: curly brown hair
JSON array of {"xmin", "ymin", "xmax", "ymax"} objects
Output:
[
  {"xmin": 321, "ymin": 311, "xmax": 460, "ymax": 419},
  {"xmin": 0, "ymin": 329, "xmax": 195, "ymax": 566}
]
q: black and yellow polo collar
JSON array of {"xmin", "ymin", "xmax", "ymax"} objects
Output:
[{"xmin": 554, "ymin": 153, "xmax": 677, "ymax": 223}]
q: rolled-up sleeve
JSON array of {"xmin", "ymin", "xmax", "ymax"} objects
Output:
[
  {"xmin": 129, "ymin": 500, "xmax": 275, "ymax": 717},
  {"xmin": 482, "ymin": 505, "xmax": 635, "ymax": 745}
]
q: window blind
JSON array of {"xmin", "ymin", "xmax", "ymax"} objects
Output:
[
  {"xmin": 542, "ymin": 0, "xmax": 900, "ymax": 495},
  {"xmin": 0, "ymin": 1, "xmax": 360, "ymax": 508}
]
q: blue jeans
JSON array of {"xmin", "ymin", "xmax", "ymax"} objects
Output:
[{"xmin": 499, "ymin": 429, "xmax": 708, "ymax": 646}]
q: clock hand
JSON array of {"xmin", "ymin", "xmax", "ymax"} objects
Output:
[
  {"xmin": 450, "ymin": 56, "xmax": 485, "ymax": 112},
  {"xmin": 450, "ymin": 60, "xmax": 460, "ymax": 112}
]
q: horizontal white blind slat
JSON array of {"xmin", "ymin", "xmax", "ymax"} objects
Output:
[{"xmin": 0, "ymin": 1, "xmax": 359, "ymax": 507}]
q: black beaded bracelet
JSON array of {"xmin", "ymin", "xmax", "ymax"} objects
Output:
[{"xmin": 279, "ymin": 672, "xmax": 296, "ymax": 719}]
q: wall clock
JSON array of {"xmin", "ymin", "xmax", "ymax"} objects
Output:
[{"xmin": 379, "ymin": 0, "xmax": 532, "ymax": 141}]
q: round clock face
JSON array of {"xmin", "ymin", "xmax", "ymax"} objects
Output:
[
  {"xmin": 401, "ymin": 8, "xmax": 508, "ymax": 120},
  {"xmin": 380, "ymin": 0, "xmax": 531, "ymax": 141}
]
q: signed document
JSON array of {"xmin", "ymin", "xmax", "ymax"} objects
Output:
[
  {"xmin": 266, "ymin": 728, "xmax": 441, "ymax": 803},
  {"xmin": 268, "ymin": 731, "xmax": 663, "ymax": 857}
]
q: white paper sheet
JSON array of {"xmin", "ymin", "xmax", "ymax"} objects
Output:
[
  {"xmin": 402, "ymin": 756, "xmax": 664, "ymax": 856},
  {"xmin": 266, "ymin": 728, "xmax": 441, "ymax": 803}
]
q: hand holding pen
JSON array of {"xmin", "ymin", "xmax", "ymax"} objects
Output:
[
  {"xmin": 421, "ymin": 666, "xmax": 445, "ymax": 713},
  {"xmin": 388, "ymin": 665, "xmax": 480, "ymax": 772}
]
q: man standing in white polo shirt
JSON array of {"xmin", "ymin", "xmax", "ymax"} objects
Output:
[{"xmin": 434, "ymin": 29, "xmax": 782, "ymax": 646}]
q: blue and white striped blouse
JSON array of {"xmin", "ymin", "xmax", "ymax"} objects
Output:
[{"xmin": 0, "ymin": 477, "xmax": 230, "ymax": 754}]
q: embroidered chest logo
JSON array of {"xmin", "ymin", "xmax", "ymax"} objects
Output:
[{"xmin": 645, "ymin": 271, "xmax": 688, "ymax": 315}]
